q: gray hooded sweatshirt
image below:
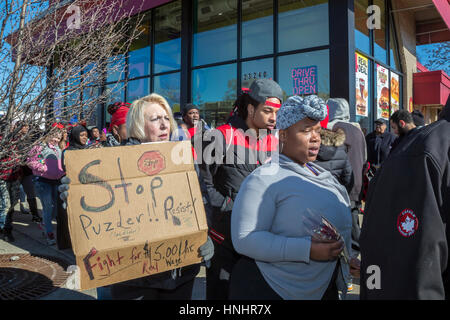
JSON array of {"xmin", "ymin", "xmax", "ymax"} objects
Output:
[
  {"xmin": 231, "ymin": 154, "xmax": 352, "ymax": 300},
  {"xmin": 326, "ymin": 98, "xmax": 367, "ymax": 202}
]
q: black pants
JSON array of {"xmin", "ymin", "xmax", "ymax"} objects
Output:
[
  {"xmin": 56, "ymin": 194, "xmax": 72, "ymax": 250},
  {"xmin": 229, "ymin": 256, "xmax": 339, "ymax": 300},
  {"xmin": 206, "ymin": 242, "xmax": 241, "ymax": 300},
  {"xmin": 322, "ymin": 261, "xmax": 340, "ymax": 300},
  {"xmin": 229, "ymin": 256, "xmax": 282, "ymax": 300},
  {"xmin": 351, "ymin": 201, "xmax": 362, "ymax": 252},
  {"xmin": 109, "ymin": 277, "xmax": 195, "ymax": 300}
]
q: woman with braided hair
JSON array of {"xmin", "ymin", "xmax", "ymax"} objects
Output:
[{"xmin": 230, "ymin": 95, "xmax": 359, "ymax": 300}]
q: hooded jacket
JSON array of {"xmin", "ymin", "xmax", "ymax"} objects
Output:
[
  {"xmin": 360, "ymin": 97, "xmax": 450, "ymax": 299},
  {"xmin": 315, "ymin": 128, "xmax": 353, "ymax": 193},
  {"xmin": 326, "ymin": 98, "xmax": 366, "ymax": 202},
  {"xmin": 61, "ymin": 126, "xmax": 88, "ymax": 172},
  {"xmin": 67, "ymin": 126, "xmax": 88, "ymax": 151},
  {"xmin": 199, "ymin": 114, "xmax": 278, "ymax": 251}
]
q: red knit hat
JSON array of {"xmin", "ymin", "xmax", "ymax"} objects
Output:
[
  {"xmin": 320, "ymin": 105, "xmax": 329, "ymax": 128},
  {"xmin": 108, "ymin": 102, "xmax": 131, "ymax": 132},
  {"xmin": 51, "ymin": 122, "xmax": 64, "ymax": 129}
]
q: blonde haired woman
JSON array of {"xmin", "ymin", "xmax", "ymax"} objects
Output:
[
  {"xmin": 124, "ymin": 93, "xmax": 177, "ymax": 144},
  {"xmin": 108, "ymin": 93, "xmax": 213, "ymax": 299},
  {"xmin": 59, "ymin": 93, "xmax": 213, "ymax": 300}
]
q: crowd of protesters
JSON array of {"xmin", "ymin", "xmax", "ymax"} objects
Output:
[{"xmin": 0, "ymin": 77, "xmax": 449, "ymax": 300}]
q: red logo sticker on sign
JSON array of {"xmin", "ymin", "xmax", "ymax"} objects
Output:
[
  {"xmin": 137, "ymin": 151, "xmax": 166, "ymax": 176},
  {"xmin": 397, "ymin": 209, "xmax": 418, "ymax": 237}
]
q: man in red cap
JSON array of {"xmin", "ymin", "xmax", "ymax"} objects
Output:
[{"xmin": 199, "ymin": 78, "xmax": 283, "ymax": 300}]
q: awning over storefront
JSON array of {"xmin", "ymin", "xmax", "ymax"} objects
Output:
[
  {"xmin": 413, "ymin": 68, "xmax": 450, "ymax": 106},
  {"xmin": 417, "ymin": 0, "xmax": 450, "ymax": 44},
  {"xmin": 392, "ymin": 0, "xmax": 450, "ymax": 44}
]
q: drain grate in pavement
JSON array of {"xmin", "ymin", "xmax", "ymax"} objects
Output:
[{"xmin": 0, "ymin": 254, "xmax": 70, "ymax": 300}]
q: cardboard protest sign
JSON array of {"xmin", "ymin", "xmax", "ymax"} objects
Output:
[{"xmin": 64, "ymin": 141, "xmax": 208, "ymax": 290}]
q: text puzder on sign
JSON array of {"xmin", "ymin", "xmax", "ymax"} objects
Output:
[{"xmin": 64, "ymin": 141, "xmax": 208, "ymax": 290}]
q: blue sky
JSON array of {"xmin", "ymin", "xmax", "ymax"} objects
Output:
[{"xmin": 416, "ymin": 42, "xmax": 450, "ymax": 75}]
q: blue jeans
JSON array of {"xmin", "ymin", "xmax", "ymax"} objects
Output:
[
  {"xmin": 33, "ymin": 177, "xmax": 59, "ymax": 235},
  {"xmin": 97, "ymin": 286, "xmax": 112, "ymax": 300},
  {"xmin": 19, "ymin": 184, "xmax": 26, "ymax": 203}
]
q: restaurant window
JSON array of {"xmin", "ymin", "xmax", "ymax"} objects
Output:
[
  {"xmin": 277, "ymin": 49, "xmax": 330, "ymax": 102},
  {"xmin": 193, "ymin": 0, "xmax": 238, "ymax": 67},
  {"xmin": 128, "ymin": 14, "xmax": 151, "ymax": 79},
  {"xmin": 154, "ymin": 0, "xmax": 182, "ymax": 73},
  {"xmin": 66, "ymin": 69, "xmax": 81, "ymax": 107},
  {"xmin": 373, "ymin": 0, "xmax": 387, "ymax": 64},
  {"xmin": 82, "ymin": 63, "xmax": 102, "ymax": 89},
  {"xmin": 278, "ymin": 0, "xmax": 329, "ymax": 53},
  {"xmin": 192, "ymin": 63, "xmax": 237, "ymax": 128},
  {"xmin": 81, "ymin": 63, "xmax": 102, "ymax": 124},
  {"xmin": 53, "ymin": 71, "xmax": 65, "ymax": 121},
  {"xmin": 104, "ymin": 83, "xmax": 125, "ymax": 124},
  {"xmin": 53, "ymin": 91, "xmax": 64, "ymax": 121},
  {"xmin": 127, "ymin": 77, "xmax": 149, "ymax": 104},
  {"xmin": 82, "ymin": 86, "xmax": 99, "ymax": 105},
  {"xmin": 354, "ymin": 0, "xmax": 370, "ymax": 54},
  {"xmin": 242, "ymin": 58, "xmax": 274, "ymax": 90},
  {"xmin": 153, "ymin": 72, "xmax": 180, "ymax": 112},
  {"xmin": 82, "ymin": 86, "xmax": 100, "ymax": 124},
  {"xmin": 353, "ymin": 0, "xmax": 403, "ymax": 133},
  {"xmin": 106, "ymin": 55, "xmax": 126, "ymax": 83},
  {"xmin": 389, "ymin": 19, "xmax": 400, "ymax": 71},
  {"xmin": 242, "ymin": 0, "xmax": 273, "ymax": 58}
]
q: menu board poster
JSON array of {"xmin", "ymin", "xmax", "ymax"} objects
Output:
[
  {"xmin": 390, "ymin": 72, "xmax": 400, "ymax": 115},
  {"xmin": 377, "ymin": 64, "xmax": 390, "ymax": 119},
  {"xmin": 355, "ymin": 53, "xmax": 369, "ymax": 117}
]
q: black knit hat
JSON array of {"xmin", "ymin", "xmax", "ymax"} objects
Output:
[{"xmin": 181, "ymin": 103, "xmax": 199, "ymax": 117}]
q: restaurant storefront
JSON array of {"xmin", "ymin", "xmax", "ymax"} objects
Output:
[{"xmin": 54, "ymin": 0, "xmax": 449, "ymax": 133}]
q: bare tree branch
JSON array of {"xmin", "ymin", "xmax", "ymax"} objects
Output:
[{"xmin": 0, "ymin": 0, "xmax": 146, "ymax": 170}]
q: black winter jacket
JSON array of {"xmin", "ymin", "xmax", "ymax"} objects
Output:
[
  {"xmin": 199, "ymin": 115, "xmax": 278, "ymax": 252},
  {"xmin": 116, "ymin": 137, "xmax": 203, "ymax": 290},
  {"xmin": 332, "ymin": 122, "xmax": 366, "ymax": 202},
  {"xmin": 360, "ymin": 101, "xmax": 450, "ymax": 299},
  {"xmin": 315, "ymin": 129, "xmax": 353, "ymax": 193},
  {"xmin": 365, "ymin": 130, "xmax": 396, "ymax": 167}
]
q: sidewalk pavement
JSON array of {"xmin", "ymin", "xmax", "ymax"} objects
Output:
[{"xmin": 1, "ymin": 200, "xmax": 359, "ymax": 300}]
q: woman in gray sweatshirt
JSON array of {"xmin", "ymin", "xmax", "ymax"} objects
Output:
[{"xmin": 230, "ymin": 95, "xmax": 356, "ymax": 300}]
